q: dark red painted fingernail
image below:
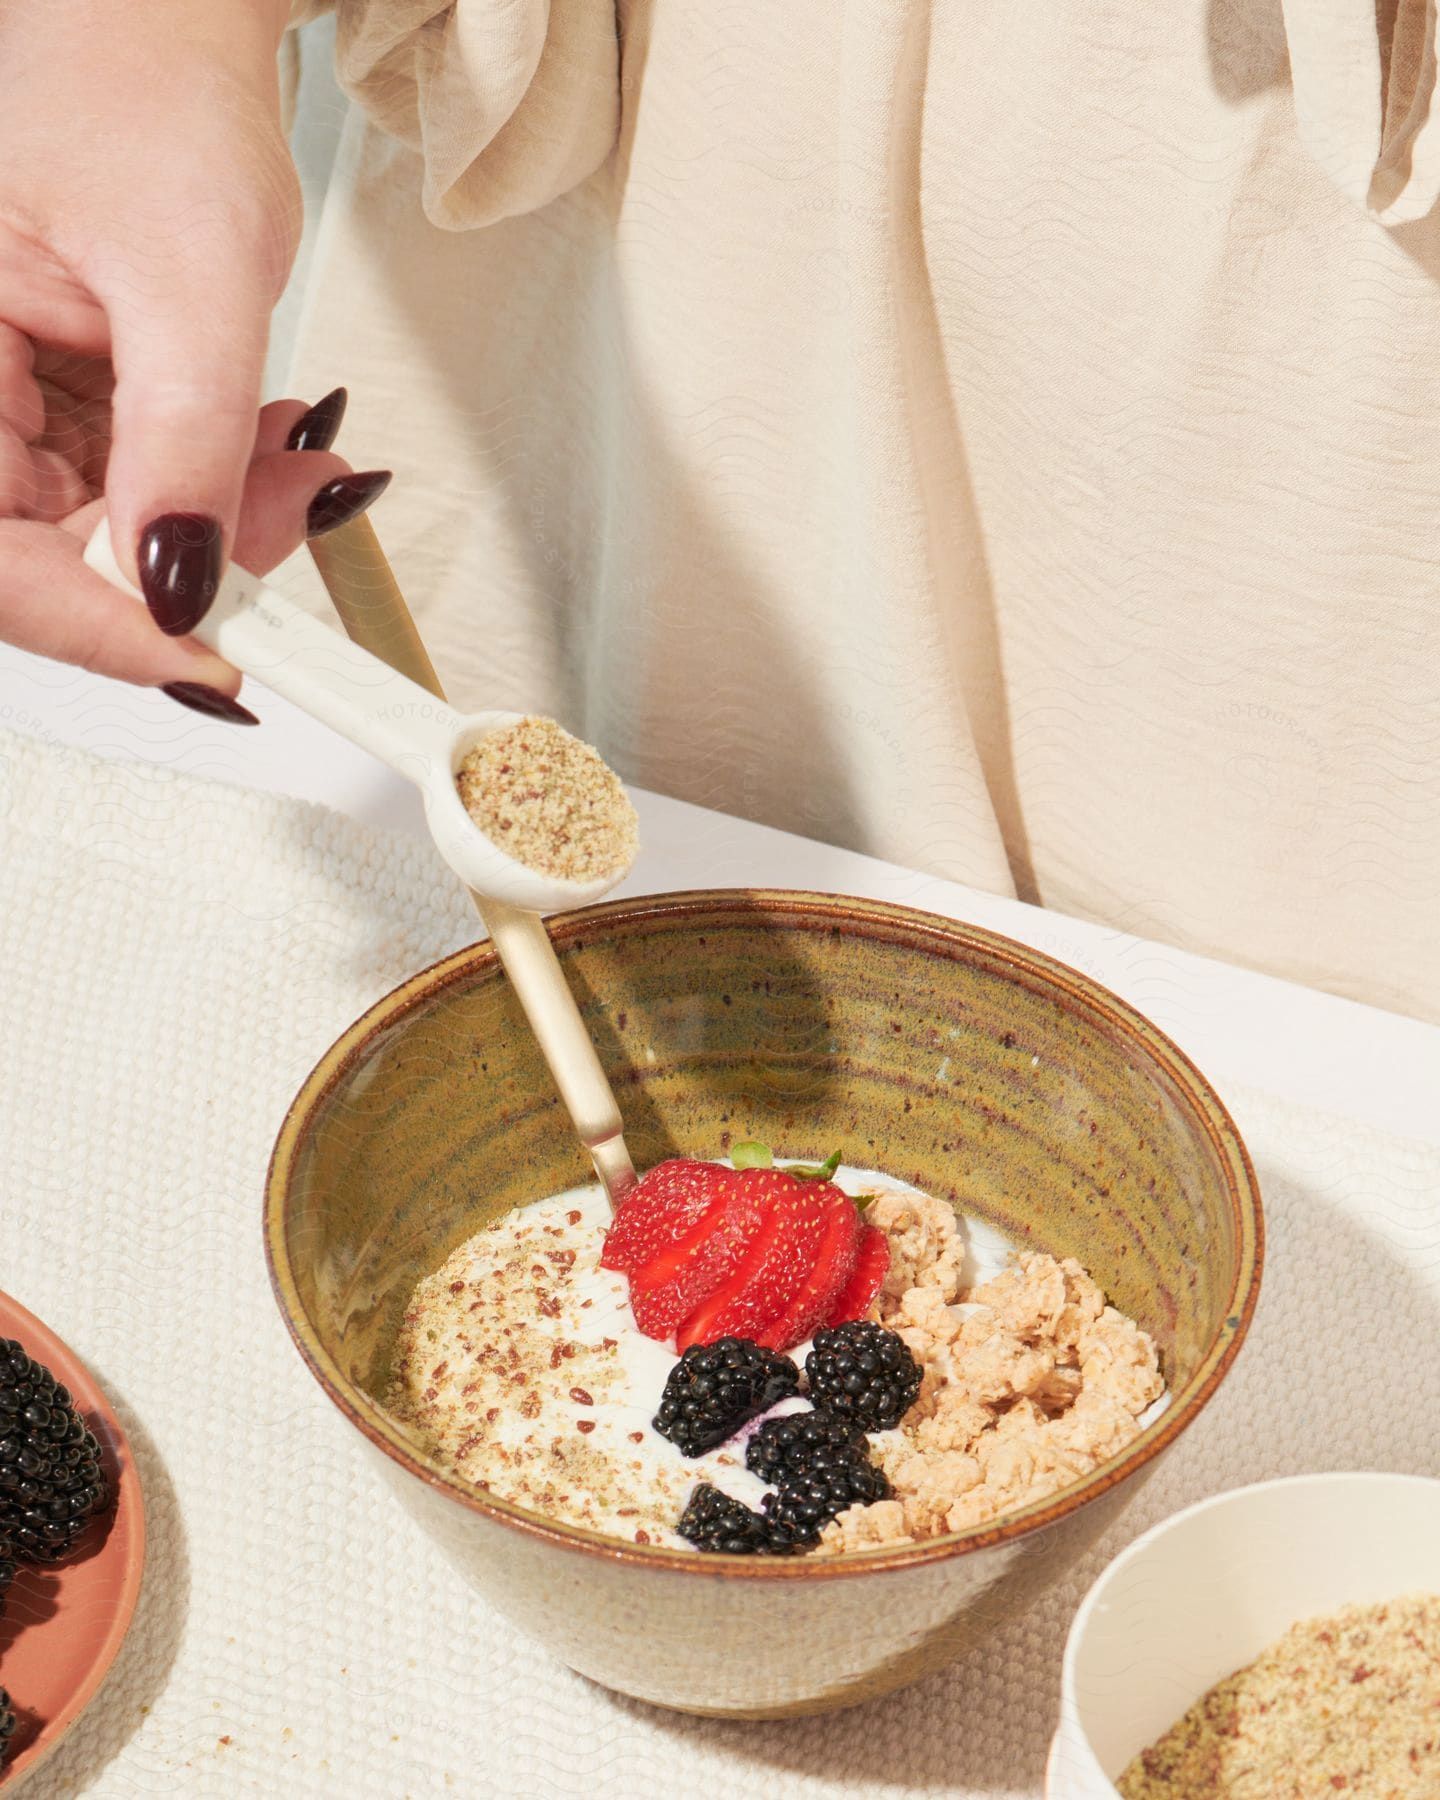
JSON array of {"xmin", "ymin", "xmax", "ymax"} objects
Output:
[
  {"xmin": 138, "ymin": 513, "xmax": 223, "ymax": 636},
  {"xmin": 161, "ymin": 683, "xmax": 259, "ymax": 725},
  {"xmin": 286, "ymin": 386, "xmax": 348, "ymax": 453},
  {"xmin": 306, "ymin": 469, "xmax": 391, "ymax": 538}
]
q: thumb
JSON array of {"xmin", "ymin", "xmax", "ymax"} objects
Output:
[{"xmin": 88, "ymin": 213, "xmax": 279, "ymax": 640}]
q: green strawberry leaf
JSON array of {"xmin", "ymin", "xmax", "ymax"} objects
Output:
[
  {"xmin": 854, "ymin": 1189, "xmax": 875, "ymax": 1213},
  {"xmin": 778, "ymin": 1149, "xmax": 843, "ymax": 1182},
  {"xmin": 732, "ymin": 1144, "xmax": 847, "ymax": 1184},
  {"xmin": 730, "ymin": 1140, "xmax": 774, "ymax": 1169}
]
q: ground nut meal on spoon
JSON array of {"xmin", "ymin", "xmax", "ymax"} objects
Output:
[
  {"xmin": 388, "ymin": 1145, "xmax": 1164, "ymax": 1556},
  {"xmin": 455, "ymin": 715, "xmax": 638, "ymax": 884}
]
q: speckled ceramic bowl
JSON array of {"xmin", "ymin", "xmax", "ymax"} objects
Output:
[{"xmin": 265, "ymin": 891, "xmax": 1262, "ymax": 1719}]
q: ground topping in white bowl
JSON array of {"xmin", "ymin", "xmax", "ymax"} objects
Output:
[
  {"xmin": 1117, "ymin": 1593, "xmax": 1440, "ymax": 1799},
  {"xmin": 387, "ymin": 1168, "xmax": 1165, "ymax": 1556}
]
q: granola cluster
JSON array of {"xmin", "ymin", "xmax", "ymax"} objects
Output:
[{"xmin": 818, "ymin": 1186, "xmax": 1164, "ymax": 1552}]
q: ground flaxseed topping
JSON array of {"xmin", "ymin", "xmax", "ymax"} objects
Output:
[
  {"xmin": 1116, "ymin": 1594, "xmax": 1440, "ymax": 1799},
  {"xmin": 387, "ymin": 1194, "xmax": 733, "ymax": 1540},
  {"xmin": 455, "ymin": 714, "xmax": 638, "ymax": 883}
]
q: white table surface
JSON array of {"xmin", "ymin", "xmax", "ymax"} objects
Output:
[{"xmin": 2, "ymin": 637, "xmax": 1436, "ymax": 1149}]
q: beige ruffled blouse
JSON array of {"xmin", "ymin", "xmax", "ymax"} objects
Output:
[{"xmin": 282, "ymin": 0, "xmax": 1440, "ymax": 1020}]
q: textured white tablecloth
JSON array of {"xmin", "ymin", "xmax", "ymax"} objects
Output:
[{"xmin": 1, "ymin": 727, "xmax": 1437, "ymax": 1800}]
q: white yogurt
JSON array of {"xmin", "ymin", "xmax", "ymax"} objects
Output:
[
  {"xmin": 390, "ymin": 1165, "xmax": 1166, "ymax": 1550},
  {"xmin": 551, "ymin": 1163, "xmax": 1028, "ymax": 1527}
]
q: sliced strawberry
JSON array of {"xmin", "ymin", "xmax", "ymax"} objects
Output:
[
  {"xmin": 753, "ymin": 1191, "xmax": 864, "ymax": 1351},
  {"xmin": 822, "ymin": 1223, "xmax": 891, "ymax": 1328},
  {"xmin": 675, "ymin": 1182, "xmax": 833, "ymax": 1350},
  {"xmin": 628, "ymin": 1177, "xmax": 771, "ymax": 1339},
  {"xmin": 611, "ymin": 1148, "xmax": 868, "ymax": 1349},
  {"xmin": 625, "ymin": 1194, "xmax": 728, "ymax": 1334},
  {"xmin": 600, "ymin": 1159, "xmax": 727, "ymax": 1274}
]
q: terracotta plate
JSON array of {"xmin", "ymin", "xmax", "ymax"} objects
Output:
[{"xmin": 0, "ymin": 1293, "xmax": 144, "ymax": 1791}]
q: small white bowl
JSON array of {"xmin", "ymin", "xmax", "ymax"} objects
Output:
[{"xmin": 1048, "ymin": 1471, "xmax": 1440, "ymax": 1798}]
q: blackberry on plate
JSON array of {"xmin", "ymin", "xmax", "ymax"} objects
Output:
[
  {"xmin": 761, "ymin": 1459, "xmax": 891, "ymax": 1549},
  {"xmin": 0, "ymin": 1338, "xmax": 109, "ymax": 1566},
  {"xmin": 0, "ymin": 1685, "xmax": 14, "ymax": 1768},
  {"xmin": 677, "ymin": 1483, "xmax": 787, "ymax": 1555},
  {"xmin": 745, "ymin": 1409, "xmax": 868, "ymax": 1486},
  {"xmin": 653, "ymin": 1337, "xmax": 800, "ymax": 1456},
  {"xmin": 804, "ymin": 1321, "xmax": 923, "ymax": 1431}
]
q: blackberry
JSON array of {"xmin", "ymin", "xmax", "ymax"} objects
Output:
[
  {"xmin": 0, "ymin": 1685, "xmax": 13, "ymax": 1768},
  {"xmin": 744, "ymin": 1408, "xmax": 868, "ymax": 1486},
  {"xmin": 653, "ymin": 1337, "xmax": 800, "ymax": 1456},
  {"xmin": 804, "ymin": 1321, "xmax": 923, "ymax": 1430},
  {"xmin": 762, "ymin": 1458, "xmax": 892, "ymax": 1548},
  {"xmin": 676, "ymin": 1483, "xmax": 786, "ymax": 1555},
  {"xmin": 0, "ymin": 1338, "xmax": 109, "ymax": 1566}
]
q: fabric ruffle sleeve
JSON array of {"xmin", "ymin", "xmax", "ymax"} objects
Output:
[
  {"xmin": 288, "ymin": 0, "xmax": 619, "ymax": 227},
  {"xmin": 1283, "ymin": 0, "xmax": 1440, "ymax": 222}
]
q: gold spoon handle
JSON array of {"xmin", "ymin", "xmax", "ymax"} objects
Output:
[{"xmin": 307, "ymin": 517, "xmax": 636, "ymax": 1206}]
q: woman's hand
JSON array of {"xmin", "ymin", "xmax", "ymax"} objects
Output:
[{"xmin": 0, "ymin": 0, "xmax": 386, "ymax": 717}]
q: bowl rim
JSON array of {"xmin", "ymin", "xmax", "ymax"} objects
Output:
[
  {"xmin": 1051, "ymin": 1470, "xmax": 1440, "ymax": 1796},
  {"xmin": 264, "ymin": 887, "xmax": 1264, "ymax": 1582},
  {"xmin": 0, "ymin": 1289, "xmax": 147, "ymax": 1787}
]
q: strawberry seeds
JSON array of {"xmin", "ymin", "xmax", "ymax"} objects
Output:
[{"xmin": 599, "ymin": 1145, "xmax": 891, "ymax": 1356}]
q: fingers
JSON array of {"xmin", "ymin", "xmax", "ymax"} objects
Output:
[
  {"xmin": 0, "ymin": 327, "xmax": 92, "ymax": 522},
  {"xmin": 232, "ymin": 448, "xmax": 391, "ymax": 573},
  {"xmin": 0, "ymin": 227, "xmax": 110, "ymax": 359},
  {"xmin": 35, "ymin": 381, "xmax": 113, "ymax": 495},
  {"xmin": 254, "ymin": 398, "xmax": 311, "ymax": 460},
  {"xmin": 0, "ymin": 420, "xmax": 90, "ymax": 523},
  {"xmin": 1, "ymin": 332, "xmax": 111, "ymax": 515},
  {"xmin": 0, "ymin": 325, "xmax": 43, "ymax": 443},
  {"xmin": 31, "ymin": 342, "xmax": 115, "ymax": 492},
  {"xmin": 254, "ymin": 389, "xmax": 347, "ymax": 459},
  {"xmin": 30, "ymin": 343, "xmax": 116, "ymax": 405},
  {"xmin": 0, "ymin": 377, "xmax": 387, "ymax": 708},
  {"xmin": 281, "ymin": 386, "xmax": 347, "ymax": 453},
  {"xmin": 85, "ymin": 203, "xmax": 280, "ymax": 631},
  {"xmin": 14, "ymin": 433, "xmax": 386, "ymax": 695},
  {"xmin": 0, "ymin": 514, "xmax": 243, "ymax": 690},
  {"xmin": 231, "ymin": 448, "xmax": 349, "ymax": 572}
]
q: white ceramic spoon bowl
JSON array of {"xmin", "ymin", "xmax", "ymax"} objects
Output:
[{"xmin": 83, "ymin": 519, "xmax": 633, "ymax": 914}]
